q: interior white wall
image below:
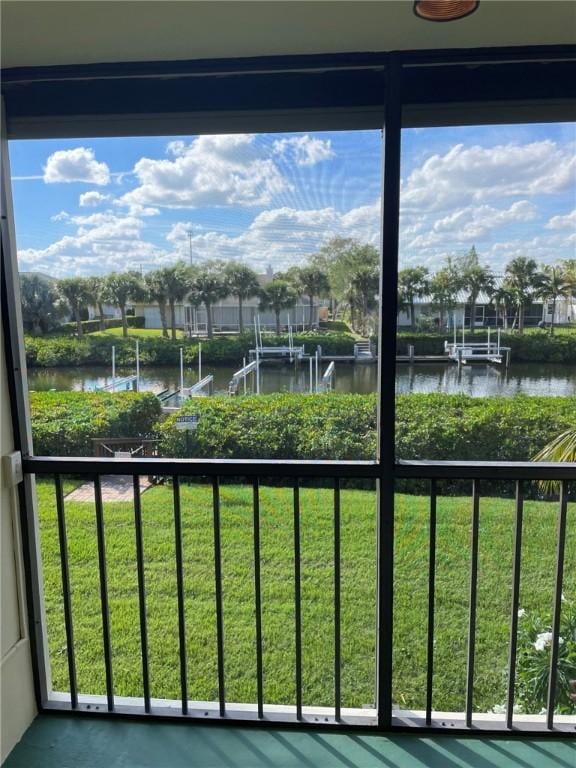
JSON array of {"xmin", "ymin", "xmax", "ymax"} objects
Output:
[{"xmin": 0, "ymin": 327, "xmax": 36, "ymax": 764}]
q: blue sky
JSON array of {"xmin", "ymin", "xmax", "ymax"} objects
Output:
[{"xmin": 10, "ymin": 122, "xmax": 575, "ymax": 278}]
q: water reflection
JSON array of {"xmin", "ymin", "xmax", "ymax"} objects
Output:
[{"xmin": 27, "ymin": 361, "xmax": 576, "ymax": 397}]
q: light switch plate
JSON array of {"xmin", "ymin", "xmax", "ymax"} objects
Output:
[{"xmin": 2, "ymin": 451, "xmax": 23, "ymax": 487}]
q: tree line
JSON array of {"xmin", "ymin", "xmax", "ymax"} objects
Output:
[
  {"xmin": 19, "ymin": 240, "xmax": 576, "ymax": 340},
  {"xmin": 399, "ymin": 247, "xmax": 576, "ymax": 335},
  {"xmin": 19, "ymin": 236, "xmax": 380, "ymax": 339}
]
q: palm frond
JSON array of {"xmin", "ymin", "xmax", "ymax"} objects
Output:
[{"xmin": 533, "ymin": 428, "xmax": 576, "ymax": 495}]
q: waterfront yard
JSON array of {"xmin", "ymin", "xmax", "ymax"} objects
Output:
[{"xmin": 38, "ymin": 480, "xmax": 575, "ymax": 715}]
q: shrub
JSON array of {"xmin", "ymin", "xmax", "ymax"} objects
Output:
[
  {"xmin": 395, "ymin": 330, "xmax": 576, "ymax": 363},
  {"xmin": 24, "ymin": 331, "xmax": 356, "ymax": 368},
  {"xmin": 30, "ymin": 391, "xmax": 162, "ymax": 456},
  {"xmin": 57, "ymin": 316, "xmax": 146, "ymax": 336},
  {"xmin": 158, "ymin": 393, "xmax": 576, "ymax": 466},
  {"xmin": 515, "ymin": 598, "xmax": 576, "ymax": 715}
]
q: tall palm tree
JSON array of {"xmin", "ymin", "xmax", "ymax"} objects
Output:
[
  {"xmin": 224, "ymin": 262, "xmax": 260, "ymax": 334},
  {"xmin": 462, "ymin": 264, "xmax": 494, "ymax": 334},
  {"xmin": 489, "ymin": 284, "xmax": 515, "ymax": 330},
  {"xmin": 190, "ymin": 261, "xmax": 229, "ymax": 339},
  {"xmin": 103, "ymin": 271, "xmax": 143, "ymax": 338},
  {"xmin": 349, "ymin": 265, "xmax": 379, "ymax": 336},
  {"xmin": 85, "ymin": 276, "xmax": 108, "ymax": 330},
  {"xmin": 144, "ymin": 270, "xmax": 170, "ymax": 338},
  {"xmin": 158, "ymin": 262, "xmax": 190, "ymax": 340},
  {"xmin": 429, "ymin": 267, "xmax": 460, "ymax": 329},
  {"xmin": 398, "ymin": 267, "xmax": 429, "ymax": 329},
  {"xmin": 57, "ymin": 277, "xmax": 92, "ymax": 337},
  {"xmin": 504, "ymin": 256, "xmax": 539, "ymax": 334},
  {"xmin": 295, "ymin": 266, "xmax": 330, "ymax": 330},
  {"xmin": 259, "ymin": 280, "xmax": 298, "ymax": 336},
  {"xmin": 534, "ymin": 264, "xmax": 574, "ymax": 335}
]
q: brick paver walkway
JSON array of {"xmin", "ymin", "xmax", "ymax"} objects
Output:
[{"xmin": 65, "ymin": 476, "xmax": 152, "ymax": 503}]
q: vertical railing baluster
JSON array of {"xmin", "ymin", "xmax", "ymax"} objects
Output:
[
  {"xmin": 253, "ymin": 478, "xmax": 264, "ymax": 719},
  {"xmin": 212, "ymin": 476, "xmax": 226, "ymax": 716},
  {"xmin": 425, "ymin": 479, "xmax": 437, "ymax": 726},
  {"xmin": 133, "ymin": 474, "xmax": 150, "ymax": 712},
  {"xmin": 334, "ymin": 478, "xmax": 341, "ymax": 722},
  {"xmin": 506, "ymin": 480, "xmax": 523, "ymax": 729},
  {"xmin": 465, "ymin": 479, "xmax": 480, "ymax": 727},
  {"xmin": 54, "ymin": 474, "xmax": 78, "ymax": 709},
  {"xmin": 294, "ymin": 478, "xmax": 303, "ymax": 720},
  {"xmin": 94, "ymin": 475, "xmax": 114, "ymax": 711},
  {"xmin": 547, "ymin": 480, "xmax": 568, "ymax": 729},
  {"xmin": 173, "ymin": 476, "xmax": 188, "ymax": 715}
]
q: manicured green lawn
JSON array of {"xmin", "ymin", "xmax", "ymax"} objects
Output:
[
  {"xmin": 91, "ymin": 328, "xmax": 187, "ymax": 339},
  {"xmin": 37, "ymin": 480, "xmax": 574, "ymax": 714}
]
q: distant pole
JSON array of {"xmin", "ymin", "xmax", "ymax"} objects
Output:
[
  {"xmin": 453, "ymin": 312, "xmax": 457, "ymax": 348},
  {"xmin": 315, "ymin": 349, "xmax": 319, "ymax": 392},
  {"xmin": 198, "ymin": 342, "xmax": 202, "ymax": 381},
  {"xmin": 498, "ymin": 328, "xmax": 501, "ymax": 355},
  {"xmin": 256, "ymin": 345, "xmax": 260, "ymax": 395},
  {"xmin": 187, "ymin": 230, "xmax": 193, "ymax": 267},
  {"xmin": 243, "ymin": 356, "xmax": 247, "ymax": 395},
  {"xmin": 180, "ymin": 347, "xmax": 184, "ymax": 395},
  {"xmin": 112, "ymin": 346, "xmax": 116, "ymax": 392},
  {"xmin": 462, "ymin": 316, "xmax": 465, "ymax": 347},
  {"xmin": 136, "ymin": 340, "xmax": 140, "ymax": 391},
  {"xmin": 487, "ymin": 326, "xmax": 491, "ymax": 353},
  {"xmin": 309, "ymin": 356, "xmax": 313, "ymax": 393}
]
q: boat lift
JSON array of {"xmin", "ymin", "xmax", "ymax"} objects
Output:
[
  {"xmin": 445, "ymin": 315, "xmax": 511, "ymax": 367},
  {"xmin": 96, "ymin": 342, "xmax": 141, "ymax": 392},
  {"xmin": 249, "ymin": 314, "xmax": 305, "ymax": 363}
]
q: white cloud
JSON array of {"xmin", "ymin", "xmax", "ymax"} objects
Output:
[
  {"xmin": 401, "ymin": 140, "xmax": 575, "ymax": 213},
  {"xmin": 273, "ymin": 135, "xmax": 335, "ymax": 166},
  {"xmin": 43, "ymin": 147, "xmax": 111, "ymax": 185},
  {"xmin": 121, "ymin": 134, "xmax": 290, "ymax": 209},
  {"xmin": 546, "ymin": 208, "xmax": 576, "ymax": 230},
  {"xmin": 79, "ymin": 191, "xmax": 111, "ymax": 207}
]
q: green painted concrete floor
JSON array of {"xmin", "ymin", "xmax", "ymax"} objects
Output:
[{"xmin": 4, "ymin": 716, "xmax": 575, "ymax": 768}]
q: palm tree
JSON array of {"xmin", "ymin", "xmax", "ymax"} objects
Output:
[
  {"xmin": 144, "ymin": 270, "xmax": 170, "ymax": 338},
  {"xmin": 57, "ymin": 277, "xmax": 92, "ymax": 337},
  {"xmin": 349, "ymin": 265, "xmax": 379, "ymax": 336},
  {"xmin": 190, "ymin": 261, "xmax": 229, "ymax": 339},
  {"xmin": 504, "ymin": 256, "xmax": 539, "ymax": 334},
  {"xmin": 259, "ymin": 280, "xmax": 298, "ymax": 336},
  {"xmin": 295, "ymin": 266, "xmax": 330, "ymax": 330},
  {"xmin": 429, "ymin": 267, "xmax": 460, "ymax": 329},
  {"xmin": 158, "ymin": 262, "xmax": 190, "ymax": 340},
  {"xmin": 462, "ymin": 264, "xmax": 494, "ymax": 334},
  {"xmin": 533, "ymin": 428, "xmax": 576, "ymax": 495},
  {"xmin": 489, "ymin": 284, "xmax": 514, "ymax": 329},
  {"xmin": 534, "ymin": 264, "xmax": 574, "ymax": 335},
  {"xmin": 224, "ymin": 262, "xmax": 260, "ymax": 334},
  {"xmin": 20, "ymin": 274, "xmax": 64, "ymax": 335},
  {"xmin": 398, "ymin": 267, "xmax": 429, "ymax": 329},
  {"xmin": 85, "ymin": 276, "xmax": 108, "ymax": 330},
  {"xmin": 103, "ymin": 271, "xmax": 143, "ymax": 338}
]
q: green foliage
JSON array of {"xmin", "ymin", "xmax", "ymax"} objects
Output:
[
  {"xmin": 20, "ymin": 273, "xmax": 66, "ymax": 334},
  {"xmin": 516, "ymin": 598, "xmax": 576, "ymax": 714},
  {"xmin": 58, "ymin": 316, "xmax": 146, "ymax": 335},
  {"xmin": 30, "ymin": 391, "xmax": 162, "ymax": 456},
  {"xmin": 158, "ymin": 392, "xmax": 576, "ymax": 465},
  {"xmin": 25, "ymin": 331, "xmax": 356, "ymax": 368},
  {"xmin": 395, "ymin": 329, "xmax": 576, "ymax": 363}
]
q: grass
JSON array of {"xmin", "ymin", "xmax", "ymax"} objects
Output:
[
  {"xmin": 91, "ymin": 328, "xmax": 187, "ymax": 339},
  {"xmin": 38, "ymin": 480, "xmax": 575, "ymax": 714}
]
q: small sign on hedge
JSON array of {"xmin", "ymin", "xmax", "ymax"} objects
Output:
[{"xmin": 176, "ymin": 414, "xmax": 199, "ymax": 431}]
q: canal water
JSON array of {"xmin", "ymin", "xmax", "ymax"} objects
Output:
[{"xmin": 27, "ymin": 361, "xmax": 576, "ymax": 397}]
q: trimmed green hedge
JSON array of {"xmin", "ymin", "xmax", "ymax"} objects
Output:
[
  {"xmin": 30, "ymin": 391, "xmax": 162, "ymax": 456},
  {"xmin": 58, "ymin": 316, "xmax": 146, "ymax": 335},
  {"xmin": 158, "ymin": 392, "xmax": 576, "ymax": 464},
  {"xmin": 24, "ymin": 331, "xmax": 356, "ymax": 368},
  {"xmin": 396, "ymin": 330, "xmax": 576, "ymax": 363}
]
